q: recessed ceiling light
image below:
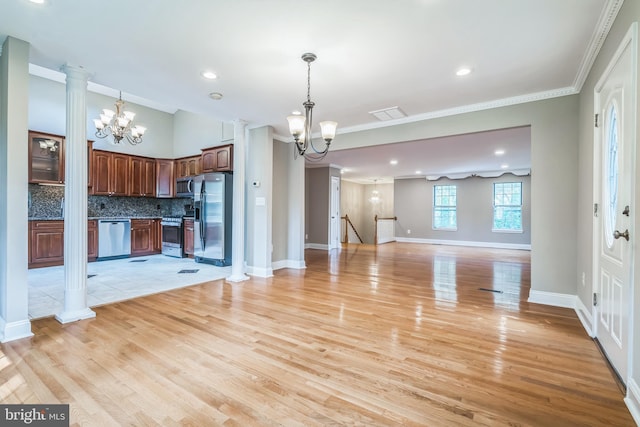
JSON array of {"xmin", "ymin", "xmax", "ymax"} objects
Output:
[
  {"xmin": 390, "ymin": 159, "xmax": 398, "ymax": 165},
  {"xmin": 456, "ymin": 67, "xmax": 472, "ymax": 76},
  {"xmin": 29, "ymin": 0, "xmax": 46, "ymax": 3},
  {"xmin": 495, "ymin": 149, "xmax": 505, "ymax": 156},
  {"xmin": 291, "ymin": 110, "xmax": 301, "ymax": 115},
  {"xmin": 415, "ymin": 170, "xmax": 422, "ymax": 174},
  {"xmin": 501, "ymin": 164, "xmax": 509, "ymax": 169},
  {"xmin": 208, "ymin": 92, "xmax": 223, "ymax": 100},
  {"xmin": 201, "ymin": 71, "xmax": 217, "ymax": 80}
]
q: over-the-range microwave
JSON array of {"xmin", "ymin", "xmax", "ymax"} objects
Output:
[{"xmin": 176, "ymin": 177, "xmax": 194, "ymax": 198}]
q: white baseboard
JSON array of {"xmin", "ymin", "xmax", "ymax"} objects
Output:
[
  {"xmin": 625, "ymin": 378, "xmax": 640, "ymax": 426},
  {"xmin": 245, "ymin": 265, "xmax": 274, "ymax": 278},
  {"xmin": 305, "ymin": 243, "xmax": 329, "ymax": 250},
  {"xmin": 528, "ymin": 290, "xmax": 577, "ymax": 309},
  {"xmin": 272, "ymin": 259, "xmax": 307, "ymax": 271},
  {"xmin": 574, "ymin": 296, "xmax": 594, "ymax": 337},
  {"xmin": 395, "ymin": 237, "xmax": 531, "ymax": 250},
  {"xmin": 0, "ymin": 318, "xmax": 34, "ymax": 343}
]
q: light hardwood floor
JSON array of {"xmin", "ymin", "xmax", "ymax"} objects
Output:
[{"xmin": 1, "ymin": 243, "xmax": 634, "ymax": 426}]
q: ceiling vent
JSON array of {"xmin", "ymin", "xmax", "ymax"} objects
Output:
[{"xmin": 369, "ymin": 106, "xmax": 407, "ymax": 121}]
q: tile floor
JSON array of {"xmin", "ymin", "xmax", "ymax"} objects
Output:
[{"xmin": 28, "ymin": 255, "xmax": 231, "ymax": 319}]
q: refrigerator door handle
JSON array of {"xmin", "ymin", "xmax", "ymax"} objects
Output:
[{"xmin": 200, "ymin": 180, "xmax": 206, "ymax": 250}]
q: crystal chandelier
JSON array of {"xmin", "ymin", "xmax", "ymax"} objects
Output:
[
  {"xmin": 287, "ymin": 53, "xmax": 337, "ymax": 161},
  {"xmin": 93, "ymin": 92, "xmax": 146, "ymax": 145}
]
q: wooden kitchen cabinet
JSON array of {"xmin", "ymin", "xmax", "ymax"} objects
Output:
[
  {"xmin": 201, "ymin": 144, "xmax": 233, "ymax": 172},
  {"xmin": 155, "ymin": 159, "xmax": 175, "ymax": 198},
  {"xmin": 28, "ymin": 131, "xmax": 65, "ymax": 184},
  {"xmin": 183, "ymin": 218, "xmax": 194, "ymax": 257},
  {"xmin": 153, "ymin": 219, "xmax": 162, "ymax": 253},
  {"xmin": 88, "ymin": 219, "xmax": 98, "ymax": 261},
  {"xmin": 92, "ymin": 150, "xmax": 130, "ymax": 196},
  {"xmin": 131, "ymin": 219, "xmax": 155, "ymax": 256},
  {"xmin": 28, "ymin": 220, "xmax": 98, "ymax": 268},
  {"xmin": 175, "ymin": 155, "xmax": 201, "ymax": 178},
  {"xmin": 130, "ymin": 156, "xmax": 156, "ymax": 197},
  {"xmin": 29, "ymin": 220, "xmax": 64, "ymax": 268}
]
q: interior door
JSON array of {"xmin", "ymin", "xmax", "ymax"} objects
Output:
[
  {"xmin": 329, "ymin": 176, "xmax": 340, "ymax": 250},
  {"xmin": 593, "ymin": 26, "xmax": 636, "ymax": 383}
]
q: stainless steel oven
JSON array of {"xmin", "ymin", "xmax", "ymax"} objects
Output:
[{"xmin": 161, "ymin": 216, "xmax": 184, "ymax": 258}]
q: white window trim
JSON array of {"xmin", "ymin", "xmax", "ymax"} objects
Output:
[{"xmin": 492, "ymin": 228, "xmax": 523, "ymax": 234}]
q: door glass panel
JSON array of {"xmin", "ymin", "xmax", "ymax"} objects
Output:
[{"xmin": 604, "ymin": 104, "xmax": 619, "ymax": 248}]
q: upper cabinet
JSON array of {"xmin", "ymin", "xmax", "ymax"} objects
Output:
[
  {"xmin": 29, "ymin": 131, "xmax": 65, "ymax": 184},
  {"xmin": 175, "ymin": 155, "xmax": 201, "ymax": 179},
  {"xmin": 130, "ymin": 156, "xmax": 156, "ymax": 197},
  {"xmin": 92, "ymin": 150, "xmax": 130, "ymax": 196},
  {"xmin": 201, "ymin": 144, "xmax": 233, "ymax": 173},
  {"xmin": 155, "ymin": 159, "xmax": 175, "ymax": 198}
]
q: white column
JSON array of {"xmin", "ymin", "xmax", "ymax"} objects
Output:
[
  {"xmin": 287, "ymin": 153, "xmax": 306, "ymax": 269},
  {"xmin": 227, "ymin": 119, "xmax": 249, "ymax": 282},
  {"xmin": 0, "ymin": 36, "xmax": 33, "ymax": 342},
  {"xmin": 56, "ymin": 65, "xmax": 95, "ymax": 323}
]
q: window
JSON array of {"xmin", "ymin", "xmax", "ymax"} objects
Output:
[
  {"xmin": 433, "ymin": 185, "xmax": 457, "ymax": 230},
  {"xmin": 493, "ymin": 182, "xmax": 522, "ymax": 232}
]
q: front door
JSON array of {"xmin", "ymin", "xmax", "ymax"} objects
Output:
[{"xmin": 593, "ymin": 24, "xmax": 636, "ymax": 383}]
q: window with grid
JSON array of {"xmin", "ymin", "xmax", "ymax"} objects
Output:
[
  {"xmin": 493, "ymin": 182, "xmax": 522, "ymax": 232},
  {"xmin": 433, "ymin": 185, "xmax": 457, "ymax": 230}
]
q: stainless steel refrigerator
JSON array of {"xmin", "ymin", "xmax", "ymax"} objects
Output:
[{"xmin": 193, "ymin": 172, "xmax": 233, "ymax": 266}]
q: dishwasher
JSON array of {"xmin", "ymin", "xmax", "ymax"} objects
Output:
[{"xmin": 98, "ymin": 219, "xmax": 131, "ymax": 260}]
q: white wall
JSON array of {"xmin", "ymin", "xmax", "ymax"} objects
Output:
[
  {"xmin": 28, "ymin": 75, "xmax": 176, "ymax": 158},
  {"xmin": 172, "ymin": 110, "xmax": 232, "ymax": 158}
]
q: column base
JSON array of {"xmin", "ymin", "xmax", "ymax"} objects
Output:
[
  {"xmin": 0, "ymin": 318, "xmax": 33, "ymax": 343},
  {"xmin": 226, "ymin": 274, "xmax": 250, "ymax": 283},
  {"xmin": 55, "ymin": 308, "xmax": 96, "ymax": 324}
]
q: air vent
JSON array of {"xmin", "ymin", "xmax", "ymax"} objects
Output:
[{"xmin": 369, "ymin": 106, "xmax": 407, "ymax": 121}]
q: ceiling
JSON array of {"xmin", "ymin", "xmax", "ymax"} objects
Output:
[{"xmin": 1, "ymin": 0, "xmax": 614, "ymax": 182}]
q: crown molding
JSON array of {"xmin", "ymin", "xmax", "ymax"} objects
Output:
[
  {"xmin": 28, "ymin": 64, "xmax": 178, "ymax": 114},
  {"xmin": 337, "ymin": 86, "xmax": 578, "ymax": 136},
  {"xmin": 572, "ymin": 0, "xmax": 624, "ymax": 91}
]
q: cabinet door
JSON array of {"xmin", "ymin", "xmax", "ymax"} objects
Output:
[
  {"xmin": 29, "ymin": 220, "xmax": 64, "ymax": 268},
  {"xmin": 155, "ymin": 159, "xmax": 174, "ymax": 198},
  {"xmin": 131, "ymin": 219, "xmax": 154, "ymax": 255},
  {"xmin": 88, "ymin": 220, "xmax": 98, "ymax": 261},
  {"xmin": 183, "ymin": 219, "xmax": 194, "ymax": 256},
  {"xmin": 187, "ymin": 157, "xmax": 199, "ymax": 176},
  {"xmin": 152, "ymin": 219, "xmax": 162, "ymax": 253},
  {"xmin": 29, "ymin": 131, "xmax": 65, "ymax": 184},
  {"xmin": 111, "ymin": 153, "xmax": 130, "ymax": 196},
  {"xmin": 215, "ymin": 145, "xmax": 232, "ymax": 171},
  {"xmin": 201, "ymin": 149, "xmax": 216, "ymax": 173},
  {"xmin": 143, "ymin": 158, "xmax": 156, "ymax": 197},
  {"xmin": 92, "ymin": 150, "xmax": 111, "ymax": 195},
  {"xmin": 129, "ymin": 156, "xmax": 145, "ymax": 197}
]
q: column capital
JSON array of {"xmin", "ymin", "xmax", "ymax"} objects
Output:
[
  {"xmin": 61, "ymin": 64, "xmax": 90, "ymax": 83},
  {"xmin": 233, "ymin": 119, "xmax": 249, "ymax": 128}
]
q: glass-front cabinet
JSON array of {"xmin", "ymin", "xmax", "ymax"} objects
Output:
[{"xmin": 29, "ymin": 131, "xmax": 65, "ymax": 184}]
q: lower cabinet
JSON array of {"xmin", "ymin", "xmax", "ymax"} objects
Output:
[
  {"xmin": 131, "ymin": 219, "xmax": 162, "ymax": 256},
  {"xmin": 29, "ymin": 220, "xmax": 98, "ymax": 268},
  {"xmin": 183, "ymin": 218, "xmax": 194, "ymax": 257},
  {"xmin": 29, "ymin": 220, "xmax": 64, "ymax": 268},
  {"xmin": 88, "ymin": 220, "xmax": 98, "ymax": 261}
]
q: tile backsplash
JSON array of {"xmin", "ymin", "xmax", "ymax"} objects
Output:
[{"xmin": 28, "ymin": 184, "xmax": 192, "ymax": 219}]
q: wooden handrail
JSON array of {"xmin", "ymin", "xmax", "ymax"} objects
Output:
[{"xmin": 341, "ymin": 214, "xmax": 364, "ymax": 244}]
